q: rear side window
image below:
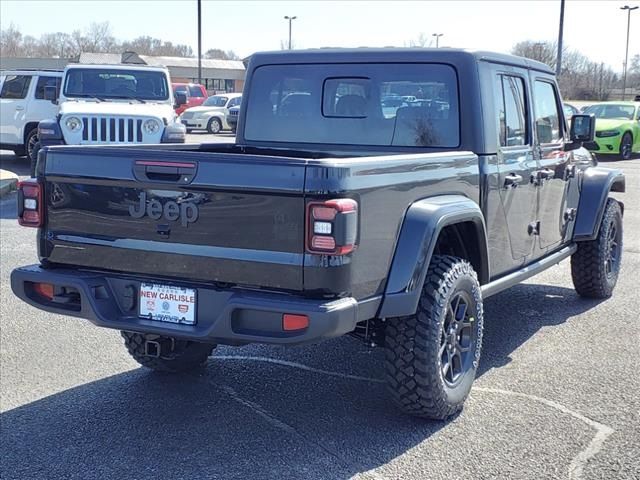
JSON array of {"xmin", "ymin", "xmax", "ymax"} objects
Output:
[
  {"xmin": 533, "ymin": 80, "xmax": 563, "ymax": 144},
  {"xmin": 244, "ymin": 63, "xmax": 459, "ymax": 148},
  {"xmin": 188, "ymin": 85, "xmax": 205, "ymax": 97},
  {"xmin": 495, "ymin": 75, "xmax": 527, "ymax": 147},
  {"xmin": 0, "ymin": 75, "xmax": 32, "ymax": 99},
  {"xmin": 228, "ymin": 96, "xmax": 242, "ymax": 107},
  {"xmin": 35, "ymin": 76, "xmax": 62, "ymax": 99}
]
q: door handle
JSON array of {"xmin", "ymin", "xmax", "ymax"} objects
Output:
[
  {"xmin": 538, "ymin": 168, "xmax": 555, "ymax": 180},
  {"xmin": 504, "ymin": 173, "xmax": 523, "ymax": 188},
  {"xmin": 15, "ymin": 106, "xmax": 24, "ymax": 111}
]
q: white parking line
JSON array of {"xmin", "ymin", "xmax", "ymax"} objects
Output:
[{"xmin": 215, "ymin": 355, "xmax": 615, "ymax": 480}]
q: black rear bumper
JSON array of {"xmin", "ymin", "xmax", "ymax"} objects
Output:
[{"xmin": 11, "ymin": 265, "xmax": 377, "ymax": 345}]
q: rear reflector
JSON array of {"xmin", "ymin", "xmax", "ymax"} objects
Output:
[
  {"xmin": 311, "ymin": 235, "xmax": 336, "ymax": 250},
  {"xmin": 17, "ymin": 179, "xmax": 43, "ymax": 227},
  {"xmin": 33, "ymin": 282, "xmax": 54, "ymax": 300},
  {"xmin": 283, "ymin": 314, "xmax": 309, "ymax": 331}
]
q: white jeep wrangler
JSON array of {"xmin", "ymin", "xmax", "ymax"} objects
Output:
[{"xmin": 36, "ymin": 63, "xmax": 186, "ymax": 175}]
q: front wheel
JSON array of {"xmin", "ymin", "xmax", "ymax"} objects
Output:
[
  {"xmin": 384, "ymin": 255, "xmax": 484, "ymax": 420},
  {"xmin": 29, "ymin": 141, "xmax": 40, "ymax": 177},
  {"xmin": 619, "ymin": 132, "xmax": 633, "ymax": 160},
  {"xmin": 207, "ymin": 117, "xmax": 222, "ymax": 134},
  {"xmin": 121, "ymin": 331, "xmax": 216, "ymax": 373},
  {"xmin": 25, "ymin": 128, "xmax": 38, "ymax": 161},
  {"xmin": 571, "ymin": 199, "xmax": 623, "ymax": 298}
]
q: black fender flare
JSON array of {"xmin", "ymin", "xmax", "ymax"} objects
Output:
[
  {"xmin": 378, "ymin": 195, "xmax": 489, "ymax": 318},
  {"xmin": 37, "ymin": 118, "xmax": 64, "ymax": 146},
  {"xmin": 573, "ymin": 167, "xmax": 625, "ymax": 242}
]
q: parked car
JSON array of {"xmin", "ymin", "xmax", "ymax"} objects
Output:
[
  {"xmin": 582, "ymin": 101, "xmax": 640, "ymax": 160},
  {"xmin": 172, "ymin": 83, "xmax": 207, "ymax": 115},
  {"xmin": 0, "ymin": 69, "xmax": 62, "ymax": 162},
  {"xmin": 12, "ymin": 49, "xmax": 624, "ymax": 421},
  {"xmin": 179, "ymin": 93, "xmax": 242, "ymax": 134},
  {"xmin": 35, "ymin": 63, "xmax": 187, "ymax": 176},
  {"xmin": 226, "ymin": 105, "xmax": 239, "ymax": 133}
]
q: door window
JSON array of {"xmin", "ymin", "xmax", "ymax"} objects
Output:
[
  {"xmin": 227, "ymin": 96, "xmax": 242, "ymax": 108},
  {"xmin": 533, "ymin": 81, "xmax": 563, "ymax": 144},
  {"xmin": 495, "ymin": 75, "xmax": 528, "ymax": 147},
  {"xmin": 188, "ymin": 85, "xmax": 205, "ymax": 97},
  {"xmin": 0, "ymin": 75, "xmax": 32, "ymax": 99},
  {"xmin": 35, "ymin": 76, "xmax": 61, "ymax": 99}
]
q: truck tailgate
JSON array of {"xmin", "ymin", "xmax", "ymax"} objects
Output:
[{"xmin": 41, "ymin": 148, "xmax": 307, "ymax": 290}]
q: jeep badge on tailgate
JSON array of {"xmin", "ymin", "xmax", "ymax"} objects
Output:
[{"xmin": 129, "ymin": 192, "xmax": 199, "ymax": 227}]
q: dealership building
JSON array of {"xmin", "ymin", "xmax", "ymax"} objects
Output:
[{"xmin": 0, "ymin": 52, "xmax": 246, "ymax": 94}]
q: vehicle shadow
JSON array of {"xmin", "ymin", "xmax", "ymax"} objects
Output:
[
  {"xmin": 0, "ymin": 282, "xmax": 603, "ymax": 479},
  {"xmin": 0, "ymin": 151, "xmax": 29, "ymax": 178}
]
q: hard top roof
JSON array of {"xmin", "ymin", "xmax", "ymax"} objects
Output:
[{"xmin": 248, "ymin": 47, "xmax": 554, "ymax": 74}]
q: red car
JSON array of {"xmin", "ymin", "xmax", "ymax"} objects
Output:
[{"xmin": 172, "ymin": 83, "xmax": 207, "ymax": 115}]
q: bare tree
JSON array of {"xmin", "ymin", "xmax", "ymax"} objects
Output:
[
  {"xmin": 406, "ymin": 33, "xmax": 432, "ymax": 48},
  {"xmin": 204, "ymin": 48, "xmax": 240, "ymax": 60},
  {"xmin": 0, "ymin": 23, "xmax": 23, "ymax": 57}
]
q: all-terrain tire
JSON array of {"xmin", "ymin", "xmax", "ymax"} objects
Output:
[
  {"xmin": 571, "ymin": 198, "xmax": 623, "ymax": 298},
  {"xmin": 29, "ymin": 141, "xmax": 40, "ymax": 177},
  {"xmin": 121, "ymin": 331, "xmax": 215, "ymax": 373},
  {"xmin": 384, "ymin": 255, "xmax": 484, "ymax": 420}
]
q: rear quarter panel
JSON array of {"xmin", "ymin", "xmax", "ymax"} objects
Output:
[{"xmin": 304, "ymin": 152, "xmax": 480, "ymax": 299}]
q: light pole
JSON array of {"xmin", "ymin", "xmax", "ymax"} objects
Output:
[
  {"xmin": 556, "ymin": 0, "xmax": 565, "ymax": 76},
  {"xmin": 284, "ymin": 16, "xmax": 297, "ymax": 50},
  {"xmin": 197, "ymin": 0, "xmax": 202, "ymax": 85},
  {"xmin": 620, "ymin": 5, "xmax": 638, "ymax": 100},
  {"xmin": 432, "ymin": 33, "xmax": 443, "ymax": 48}
]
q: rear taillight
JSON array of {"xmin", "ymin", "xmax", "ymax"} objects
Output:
[
  {"xmin": 17, "ymin": 179, "xmax": 43, "ymax": 227},
  {"xmin": 306, "ymin": 199, "xmax": 358, "ymax": 255}
]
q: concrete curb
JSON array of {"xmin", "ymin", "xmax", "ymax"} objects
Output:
[{"xmin": 0, "ymin": 170, "xmax": 19, "ymax": 198}]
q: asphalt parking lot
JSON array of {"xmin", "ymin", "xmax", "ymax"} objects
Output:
[{"xmin": 1, "ymin": 148, "xmax": 639, "ymax": 480}]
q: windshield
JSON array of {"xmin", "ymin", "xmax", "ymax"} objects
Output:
[
  {"xmin": 583, "ymin": 104, "xmax": 636, "ymax": 120},
  {"xmin": 244, "ymin": 63, "xmax": 460, "ymax": 148},
  {"xmin": 64, "ymin": 68, "xmax": 169, "ymax": 101},
  {"xmin": 203, "ymin": 96, "xmax": 228, "ymax": 107}
]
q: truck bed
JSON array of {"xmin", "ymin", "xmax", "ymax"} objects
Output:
[{"xmin": 38, "ymin": 143, "xmax": 479, "ymax": 301}]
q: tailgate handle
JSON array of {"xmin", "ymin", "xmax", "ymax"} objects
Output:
[{"xmin": 134, "ymin": 160, "xmax": 196, "ymax": 185}]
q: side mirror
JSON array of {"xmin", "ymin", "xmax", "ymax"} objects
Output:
[
  {"xmin": 570, "ymin": 114, "xmax": 595, "ymax": 143},
  {"xmin": 44, "ymin": 85, "xmax": 57, "ymax": 103},
  {"xmin": 174, "ymin": 91, "xmax": 187, "ymax": 107}
]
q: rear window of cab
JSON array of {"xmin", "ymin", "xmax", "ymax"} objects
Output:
[{"xmin": 244, "ymin": 63, "xmax": 460, "ymax": 148}]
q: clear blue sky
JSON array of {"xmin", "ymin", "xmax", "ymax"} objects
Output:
[{"xmin": 1, "ymin": 0, "xmax": 638, "ymax": 71}]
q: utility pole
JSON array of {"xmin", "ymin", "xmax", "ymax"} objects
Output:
[
  {"xmin": 432, "ymin": 33, "xmax": 443, "ymax": 48},
  {"xmin": 556, "ymin": 0, "xmax": 565, "ymax": 76},
  {"xmin": 620, "ymin": 5, "xmax": 638, "ymax": 100},
  {"xmin": 197, "ymin": 0, "xmax": 202, "ymax": 84},
  {"xmin": 284, "ymin": 16, "xmax": 297, "ymax": 50}
]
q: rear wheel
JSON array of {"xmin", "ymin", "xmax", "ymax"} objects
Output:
[
  {"xmin": 121, "ymin": 331, "xmax": 215, "ymax": 373},
  {"xmin": 619, "ymin": 132, "xmax": 633, "ymax": 160},
  {"xmin": 384, "ymin": 255, "xmax": 484, "ymax": 419},
  {"xmin": 207, "ymin": 117, "xmax": 222, "ymax": 134},
  {"xmin": 571, "ymin": 199, "xmax": 623, "ymax": 298}
]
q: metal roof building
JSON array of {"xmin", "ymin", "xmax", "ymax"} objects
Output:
[{"xmin": 0, "ymin": 52, "xmax": 246, "ymax": 93}]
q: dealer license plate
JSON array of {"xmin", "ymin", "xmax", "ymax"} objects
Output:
[{"xmin": 139, "ymin": 283, "xmax": 196, "ymax": 325}]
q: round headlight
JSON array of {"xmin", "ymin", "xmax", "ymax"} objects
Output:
[
  {"xmin": 142, "ymin": 119, "xmax": 161, "ymax": 135},
  {"xmin": 65, "ymin": 116, "xmax": 82, "ymax": 132}
]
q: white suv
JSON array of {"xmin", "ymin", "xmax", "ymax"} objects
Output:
[{"xmin": 0, "ymin": 70, "xmax": 63, "ymax": 159}]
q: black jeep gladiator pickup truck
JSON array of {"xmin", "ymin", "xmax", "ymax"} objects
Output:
[{"xmin": 12, "ymin": 49, "xmax": 625, "ymax": 420}]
